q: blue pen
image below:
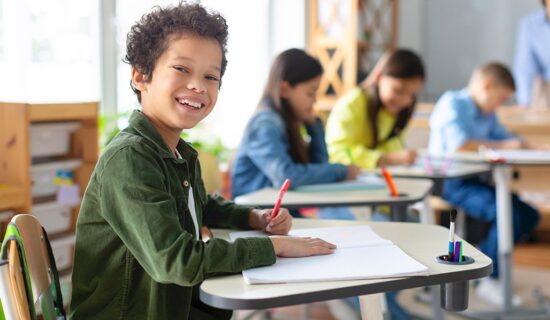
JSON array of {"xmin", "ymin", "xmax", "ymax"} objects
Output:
[{"xmin": 448, "ymin": 210, "xmax": 457, "ymax": 260}]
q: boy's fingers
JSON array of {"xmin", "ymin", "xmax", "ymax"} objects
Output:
[{"xmin": 311, "ymin": 246, "xmax": 335, "ymax": 255}]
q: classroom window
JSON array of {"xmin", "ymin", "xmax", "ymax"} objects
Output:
[{"xmin": 0, "ymin": 0, "xmax": 100, "ymax": 103}]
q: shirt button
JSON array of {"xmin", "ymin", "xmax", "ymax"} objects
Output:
[{"xmin": 183, "ymin": 180, "xmax": 189, "ymax": 187}]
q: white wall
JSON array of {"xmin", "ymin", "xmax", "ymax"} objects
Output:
[{"xmin": 398, "ymin": 0, "xmax": 541, "ymax": 101}]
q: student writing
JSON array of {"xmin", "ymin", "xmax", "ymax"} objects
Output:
[
  {"xmin": 70, "ymin": 4, "xmax": 335, "ymax": 320},
  {"xmin": 428, "ymin": 62, "xmax": 540, "ymax": 307},
  {"xmin": 231, "ymin": 48, "xmax": 360, "ymax": 204},
  {"xmin": 325, "ymin": 49, "xmax": 425, "ymax": 170}
]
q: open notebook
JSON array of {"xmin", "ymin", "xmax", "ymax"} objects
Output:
[{"xmin": 230, "ymin": 225, "xmax": 428, "ymax": 284}]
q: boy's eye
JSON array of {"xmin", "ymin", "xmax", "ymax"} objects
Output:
[
  {"xmin": 173, "ymin": 66, "xmax": 189, "ymax": 73},
  {"xmin": 205, "ymin": 75, "xmax": 220, "ymax": 82}
]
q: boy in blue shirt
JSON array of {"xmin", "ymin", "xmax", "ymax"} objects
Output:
[{"xmin": 429, "ymin": 63, "xmax": 540, "ymax": 307}]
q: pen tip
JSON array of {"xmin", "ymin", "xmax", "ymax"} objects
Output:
[{"xmin": 450, "ymin": 209, "xmax": 457, "ymax": 222}]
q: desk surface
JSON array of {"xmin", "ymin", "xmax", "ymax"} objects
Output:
[
  {"xmin": 234, "ymin": 178, "xmax": 433, "ymax": 209},
  {"xmin": 382, "ymin": 161, "xmax": 491, "ymax": 180},
  {"xmin": 200, "ymin": 219, "xmax": 492, "ymax": 310},
  {"xmin": 419, "ymin": 149, "xmax": 550, "ymax": 166}
]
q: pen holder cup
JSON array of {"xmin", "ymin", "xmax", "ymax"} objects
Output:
[{"xmin": 436, "ymin": 255, "xmax": 474, "ymax": 311}]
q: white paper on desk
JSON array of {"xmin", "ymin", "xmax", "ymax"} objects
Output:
[
  {"xmin": 230, "ymin": 226, "xmax": 392, "ymax": 248},
  {"xmin": 486, "ymin": 149, "xmax": 550, "ymax": 162},
  {"xmin": 230, "ymin": 225, "xmax": 428, "ymax": 284},
  {"xmin": 244, "ymin": 246, "xmax": 428, "ymax": 284}
]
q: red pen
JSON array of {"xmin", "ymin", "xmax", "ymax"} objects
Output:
[
  {"xmin": 272, "ymin": 179, "xmax": 291, "ymax": 218},
  {"xmin": 380, "ymin": 167, "xmax": 399, "ymax": 197}
]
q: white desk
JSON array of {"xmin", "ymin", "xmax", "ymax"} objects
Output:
[
  {"xmin": 445, "ymin": 151, "xmax": 550, "ymax": 318},
  {"xmin": 200, "ymin": 219, "xmax": 492, "ymax": 320},
  {"xmin": 382, "ymin": 160, "xmax": 491, "ymax": 196},
  {"xmin": 234, "ymin": 178, "xmax": 433, "ymax": 221}
]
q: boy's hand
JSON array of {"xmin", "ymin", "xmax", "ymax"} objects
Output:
[
  {"xmin": 500, "ymin": 138, "xmax": 523, "ymax": 150},
  {"xmin": 500, "ymin": 139, "xmax": 523, "ymax": 149},
  {"xmin": 269, "ymin": 236, "xmax": 336, "ymax": 257},
  {"xmin": 249, "ymin": 208, "xmax": 292, "ymax": 235}
]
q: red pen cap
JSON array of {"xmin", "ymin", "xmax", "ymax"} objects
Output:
[{"xmin": 280, "ymin": 178, "xmax": 291, "ymax": 195}]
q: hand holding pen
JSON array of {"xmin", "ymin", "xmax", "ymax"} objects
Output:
[{"xmin": 250, "ymin": 208, "xmax": 292, "ymax": 235}]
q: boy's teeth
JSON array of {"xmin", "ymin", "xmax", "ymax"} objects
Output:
[{"xmin": 177, "ymin": 98, "xmax": 202, "ymax": 108}]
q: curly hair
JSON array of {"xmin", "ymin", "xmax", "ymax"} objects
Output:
[{"xmin": 124, "ymin": 2, "xmax": 228, "ymax": 102}]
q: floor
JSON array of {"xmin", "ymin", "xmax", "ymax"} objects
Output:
[{"xmin": 233, "ymin": 266, "xmax": 550, "ymax": 320}]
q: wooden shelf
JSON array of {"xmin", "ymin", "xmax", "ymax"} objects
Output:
[
  {"xmin": 0, "ymin": 185, "xmax": 27, "ymax": 211},
  {"xmin": 29, "ymin": 102, "xmax": 98, "ymax": 122}
]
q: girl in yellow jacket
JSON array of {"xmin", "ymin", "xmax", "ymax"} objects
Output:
[{"xmin": 326, "ymin": 49, "xmax": 425, "ymax": 170}]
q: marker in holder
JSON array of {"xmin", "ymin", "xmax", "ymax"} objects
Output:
[{"xmin": 436, "ymin": 255, "xmax": 475, "ymax": 311}]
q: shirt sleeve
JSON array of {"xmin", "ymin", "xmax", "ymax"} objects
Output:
[
  {"xmin": 514, "ymin": 17, "xmax": 540, "ymax": 106},
  {"xmin": 326, "ymin": 92, "xmax": 384, "ymax": 170},
  {"xmin": 202, "ymin": 193, "xmax": 255, "ymax": 230},
  {"xmin": 306, "ymin": 117, "xmax": 330, "ymax": 163},
  {"xmin": 437, "ymin": 99, "xmax": 470, "ymax": 152},
  {"xmin": 489, "ymin": 115, "xmax": 515, "ymax": 140},
  {"xmin": 245, "ymin": 115, "xmax": 348, "ymax": 188},
  {"xmin": 99, "ymin": 146, "xmax": 275, "ymax": 287}
]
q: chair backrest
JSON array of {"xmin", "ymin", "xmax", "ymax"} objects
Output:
[
  {"xmin": 0, "ymin": 244, "xmax": 32, "ymax": 320},
  {"xmin": 0, "ymin": 214, "xmax": 65, "ymax": 320}
]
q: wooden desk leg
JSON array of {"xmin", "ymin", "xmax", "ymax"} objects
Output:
[{"xmin": 359, "ymin": 293, "xmax": 385, "ymax": 320}]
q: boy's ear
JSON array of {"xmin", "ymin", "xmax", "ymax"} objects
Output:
[
  {"xmin": 481, "ymin": 77, "xmax": 492, "ymax": 91},
  {"xmin": 131, "ymin": 68, "xmax": 148, "ymax": 92}
]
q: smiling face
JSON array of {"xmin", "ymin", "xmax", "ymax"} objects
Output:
[
  {"xmin": 377, "ymin": 75, "xmax": 424, "ymax": 115},
  {"xmin": 132, "ymin": 34, "xmax": 222, "ymax": 134},
  {"xmin": 281, "ymin": 76, "xmax": 321, "ymax": 124}
]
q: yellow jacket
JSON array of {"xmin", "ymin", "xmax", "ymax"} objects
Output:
[{"xmin": 326, "ymin": 88, "xmax": 405, "ymax": 169}]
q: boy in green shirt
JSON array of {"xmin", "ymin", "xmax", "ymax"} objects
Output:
[{"xmin": 70, "ymin": 3, "xmax": 335, "ymax": 319}]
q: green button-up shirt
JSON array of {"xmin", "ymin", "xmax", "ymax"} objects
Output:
[{"xmin": 70, "ymin": 110, "xmax": 276, "ymax": 319}]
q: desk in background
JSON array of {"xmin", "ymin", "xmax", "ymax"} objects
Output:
[{"xmin": 234, "ymin": 178, "xmax": 433, "ymax": 222}]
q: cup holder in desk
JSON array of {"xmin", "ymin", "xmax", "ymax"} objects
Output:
[
  {"xmin": 436, "ymin": 255, "xmax": 474, "ymax": 311},
  {"xmin": 436, "ymin": 255, "xmax": 474, "ymax": 265}
]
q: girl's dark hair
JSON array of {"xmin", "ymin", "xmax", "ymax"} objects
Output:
[
  {"xmin": 367, "ymin": 49, "xmax": 425, "ymax": 148},
  {"xmin": 124, "ymin": 2, "xmax": 228, "ymax": 102},
  {"xmin": 259, "ymin": 48, "xmax": 323, "ymax": 164}
]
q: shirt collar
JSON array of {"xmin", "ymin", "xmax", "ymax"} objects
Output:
[
  {"xmin": 459, "ymin": 88, "xmax": 485, "ymax": 118},
  {"xmin": 128, "ymin": 110, "xmax": 198, "ymax": 161}
]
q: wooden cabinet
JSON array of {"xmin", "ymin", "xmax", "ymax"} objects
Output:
[
  {"xmin": 0, "ymin": 102, "xmax": 98, "ymax": 237},
  {"xmin": 307, "ymin": 0, "xmax": 399, "ymax": 111}
]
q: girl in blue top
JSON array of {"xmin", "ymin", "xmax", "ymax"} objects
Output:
[{"xmin": 231, "ymin": 49, "xmax": 360, "ymax": 205}]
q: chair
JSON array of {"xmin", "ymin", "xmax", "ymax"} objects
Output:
[{"xmin": 0, "ymin": 214, "xmax": 66, "ymax": 320}]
